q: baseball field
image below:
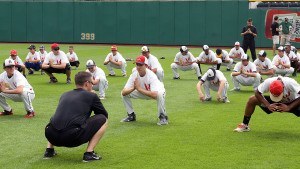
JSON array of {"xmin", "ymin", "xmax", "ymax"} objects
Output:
[{"xmin": 1, "ymin": 43, "xmax": 300, "ymax": 169}]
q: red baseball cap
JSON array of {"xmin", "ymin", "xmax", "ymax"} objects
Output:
[
  {"xmin": 111, "ymin": 45, "xmax": 117, "ymax": 51},
  {"xmin": 10, "ymin": 49, "xmax": 17, "ymax": 56},
  {"xmin": 51, "ymin": 43, "xmax": 60, "ymax": 50},
  {"xmin": 135, "ymin": 55, "xmax": 148, "ymax": 65},
  {"xmin": 269, "ymin": 80, "xmax": 284, "ymax": 102}
]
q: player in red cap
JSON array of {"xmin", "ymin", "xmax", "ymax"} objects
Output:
[
  {"xmin": 234, "ymin": 76, "xmax": 300, "ymax": 132},
  {"xmin": 9, "ymin": 49, "xmax": 26, "ymax": 77},
  {"xmin": 41, "ymin": 43, "xmax": 72, "ymax": 84},
  {"xmin": 121, "ymin": 55, "xmax": 168, "ymax": 125},
  {"xmin": 103, "ymin": 45, "xmax": 127, "ymax": 77}
]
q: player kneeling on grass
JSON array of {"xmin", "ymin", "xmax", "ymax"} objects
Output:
[
  {"xmin": 86, "ymin": 60, "xmax": 108, "ymax": 99},
  {"xmin": 0, "ymin": 59, "xmax": 35, "ymax": 118},
  {"xmin": 231, "ymin": 54, "xmax": 261, "ymax": 91},
  {"xmin": 234, "ymin": 76, "xmax": 300, "ymax": 132},
  {"xmin": 121, "ymin": 55, "xmax": 168, "ymax": 125},
  {"xmin": 197, "ymin": 68, "xmax": 229, "ymax": 103},
  {"xmin": 44, "ymin": 71, "xmax": 108, "ymax": 162},
  {"xmin": 41, "ymin": 43, "xmax": 72, "ymax": 84}
]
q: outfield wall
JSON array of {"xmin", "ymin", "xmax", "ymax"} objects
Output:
[{"xmin": 0, "ymin": 1, "xmax": 299, "ymax": 48}]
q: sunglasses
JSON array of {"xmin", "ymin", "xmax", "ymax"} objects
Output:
[
  {"xmin": 136, "ymin": 63, "xmax": 144, "ymax": 66},
  {"xmin": 5, "ymin": 65, "xmax": 15, "ymax": 68}
]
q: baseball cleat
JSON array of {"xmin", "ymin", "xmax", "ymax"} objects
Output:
[
  {"xmin": 198, "ymin": 76, "xmax": 202, "ymax": 80},
  {"xmin": 173, "ymin": 77, "xmax": 180, "ymax": 80},
  {"xmin": 233, "ymin": 123, "xmax": 250, "ymax": 132},
  {"xmin": 66, "ymin": 78, "xmax": 71, "ymax": 84},
  {"xmin": 0, "ymin": 109, "xmax": 13, "ymax": 116},
  {"xmin": 24, "ymin": 111, "xmax": 35, "ymax": 118},
  {"xmin": 230, "ymin": 88, "xmax": 240, "ymax": 91},
  {"xmin": 43, "ymin": 148, "xmax": 57, "ymax": 159},
  {"xmin": 157, "ymin": 115, "xmax": 168, "ymax": 125},
  {"xmin": 121, "ymin": 113, "xmax": 136, "ymax": 122},
  {"xmin": 204, "ymin": 97, "xmax": 212, "ymax": 101},
  {"xmin": 82, "ymin": 151, "xmax": 102, "ymax": 162}
]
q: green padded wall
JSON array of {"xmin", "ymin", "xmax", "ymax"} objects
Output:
[{"xmin": 0, "ymin": 1, "xmax": 299, "ymax": 48}]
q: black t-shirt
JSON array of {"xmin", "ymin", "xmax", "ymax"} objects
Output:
[
  {"xmin": 50, "ymin": 88, "xmax": 108, "ymax": 130},
  {"xmin": 241, "ymin": 25, "xmax": 257, "ymax": 41},
  {"xmin": 271, "ymin": 22, "xmax": 279, "ymax": 36}
]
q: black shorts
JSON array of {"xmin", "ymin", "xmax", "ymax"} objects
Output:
[
  {"xmin": 42, "ymin": 63, "xmax": 71, "ymax": 74},
  {"xmin": 45, "ymin": 114, "xmax": 107, "ymax": 147},
  {"xmin": 70, "ymin": 61, "xmax": 80, "ymax": 67},
  {"xmin": 259, "ymin": 96, "xmax": 300, "ymax": 117}
]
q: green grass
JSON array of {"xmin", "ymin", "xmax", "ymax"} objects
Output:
[{"xmin": 1, "ymin": 43, "xmax": 300, "ymax": 169}]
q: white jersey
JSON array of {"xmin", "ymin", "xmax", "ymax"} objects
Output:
[
  {"xmin": 0, "ymin": 70, "xmax": 33, "ymax": 90},
  {"xmin": 25, "ymin": 51, "xmax": 40, "ymax": 61},
  {"xmin": 200, "ymin": 70, "xmax": 227, "ymax": 84},
  {"xmin": 9, "ymin": 56, "xmax": 24, "ymax": 66},
  {"xmin": 86, "ymin": 66, "xmax": 107, "ymax": 81},
  {"xmin": 147, "ymin": 54, "xmax": 163, "ymax": 71},
  {"xmin": 44, "ymin": 51, "xmax": 69, "ymax": 65},
  {"xmin": 66, "ymin": 52, "xmax": 79, "ymax": 61},
  {"xmin": 233, "ymin": 61, "xmax": 257, "ymax": 78},
  {"xmin": 285, "ymin": 51, "xmax": 297, "ymax": 60},
  {"xmin": 125, "ymin": 69, "xmax": 164, "ymax": 92},
  {"xmin": 174, "ymin": 51, "xmax": 196, "ymax": 64},
  {"xmin": 228, "ymin": 47, "xmax": 245, "ymax": 59},
  {"xmin": 197, "ymin": 50, "xmax": 218, "ymax": 62},
  {"xmin": 254, "ymin": 58, "xmax": 273, "ymax": 70},
  {"xmin": 105, "ymin": 52, "xmax": 126, "ymax": 63},
  {"xmin": 38, "ymin": 51, "xmax": 48, "ymax": 62},
  {"xmin": 272, "ymin": 54, "xmax": 290, "ymax": 69},
  {"xmin": 217, "ymin": 50, "xmax": 230, "ymax": 61},
  {"xmin": 258, "ymin": 77, "xmax": 300, "ymax": 103}
]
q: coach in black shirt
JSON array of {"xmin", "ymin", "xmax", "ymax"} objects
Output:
[
  {"xmin": 241, "ymin": 18, "xmax": 257, "ymax": 61},
  {"xmin": 271, "ymin": 16, "xmax": 280, "ymax": 56},
  {"xmin": 44, "ymin": 71, "xmax": 108, "ymax": 162}
]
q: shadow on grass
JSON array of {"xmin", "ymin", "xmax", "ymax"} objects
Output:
[{"xmin": 252, "ymin": 130, "xmax": 300, "ymax": 142}]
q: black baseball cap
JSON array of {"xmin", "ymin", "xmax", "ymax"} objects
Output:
[{"xmin": 28, "ymin": 45, "xmax": 36, "ymax": 50}]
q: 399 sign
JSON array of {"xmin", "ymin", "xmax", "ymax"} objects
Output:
[{"xmin": 81, "ymin": 33, "xmax": 95, "ymax": 41}]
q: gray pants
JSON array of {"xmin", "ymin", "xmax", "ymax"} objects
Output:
[
  {"xmin": 122, "ymin": 90, "xmax": 167, "ymax": 117},
  {"xmin": 92, "ymin": 77, "xmax": 108, "ymax": 98},
  {"xmin": 203, "ymin": 81, "xmax": 229, "ymax": 99},
  {"xmin": 274, "ymin": 67, "xmax": 294, "ymax": 76},
  {"xmin": 231, "ymin": 73, "xmax": 261, "ymax": 90},
  {"xmin": 170, "ymin": 63, "xmax": 201, "ymax": 78},
  {"xmin": 280, "ymin": 34, "xmax": 291, "ymax": 45},
  {"xmin": 0, "ymin": 88, "xmax": 35, "ymax": 112},
  {"xmin": 106, "ymin": 61, "xmax": 127, "ymax": 75}
]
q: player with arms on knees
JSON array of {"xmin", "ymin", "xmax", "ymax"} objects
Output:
[
  {"xmin": 234, "ymin": 76, "xmax": 300, "ymax": 132},
  {"xmin": 121, "ymin": 55, "xmax": 168, "ymax": 125}
]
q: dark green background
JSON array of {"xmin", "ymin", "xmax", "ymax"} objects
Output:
[{"xmin": 0, "ymin": 1, "xmax": 299, "ymax": 47}]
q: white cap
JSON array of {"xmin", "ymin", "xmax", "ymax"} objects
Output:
[
  {"xmin": 278, "ymin": 46, "xmax": 284, "ymax": 51},
  {"xmin": 206, "ymin": 68, "xmax": 216, "ymax": 81},
  {"xmin": 4, "ymin": 59, "xmax": 15, "ymax": 67},
  {"xmin": 86, "ymin": 59, "xmax": 95, "ymax": 68},
  {"xmin": 241, "ymin": 54, "xmax": 248, "ymax": 60},
  {"xmin": 141, "ymin": 46, "xmax": 149, "ymax": 52},
  {"xmin": 203, "ymin": 45, "xmax": 209, "ymax": 50},
  {"xmin": 180, "ymin": 46, "xmax": 188, "ymax": 52},
  {"xmin": 234, "ymin": 41, "xmax": 240, "ymax": 46},
  {"xmin": 258, "ymin": 50, "xmax": 266, "ymax": 57}
]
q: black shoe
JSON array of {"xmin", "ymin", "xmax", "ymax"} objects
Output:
[
  {"xmin": 66, "ymin": 78, "xmax": 71, "ymax": 84},
  {"xmin": 226, "ymin": 68, "xmax": 231, "ymax": 71},
  {"xmin": 28, "ymin": 70, "xmax": 34, "ymax": 75},
  {"xmin": 49, "ymin": 77, "xmax": 58, "ymax": 83},
  {"xmin": 121, "ymin": 113, "xmax": 136, "ymax": 122},
  {"xmin": 173, "ymin": 77, "xmax": 180, "ymax": 80},
  {"xmin": 157, "ymin": 114, "xmax": 169, "ymax": 125},
  {"xmin": 198, "ymin": 76, "xmax": 202, "ymax": 80},
  {"xmin": 292, "ymin": 72, "xmax": 297, "ymax": 77},
  {"xmin": 83, "ymin": 151, "xmax": 102, "ymax": 162},
  {"xmin": 43, "ymin": 148, "xmax": 57, "ymax": 159}
]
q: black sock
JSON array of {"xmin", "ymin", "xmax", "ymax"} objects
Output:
[
  {"xmin": 216, "ymin": 64, "xmax": 221, "ymax": 70},
  {"xmin": 242, "ymin": 116, "xmax": 251, "ymax": 125},
  {"xmin": 197, "ymin": 63, "xmax": 202, "ymax": 74}
]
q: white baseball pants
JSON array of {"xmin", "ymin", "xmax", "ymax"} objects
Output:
[
  {"xmin": 231, "ymin": 74, "xmax": 261, "ymax": 90},
  {"xmin": 106, "ymin": 61, "xmax": 127, "ymax": 75},
  {"xmin": 171, "ymin": 63, "xmax": 201, "ymax": 78},
  {"xmin": 203, "ymin": 81, "xmax": 229, "ymax": 99},
  {"xmin": 274, "ymin": 67, "xmax": 294, "ymax": 76},
  {"xmin": 92, "ymin": 77, "xmax": 108, "ymax": 98},
  {"xmin": 0, "ymin": 88, "xmax": 35, "ymax": 112},
  {"xmin": 122, "ymin": 90, "xmax": 167, "ymax": 117},
  {"xmin": 221, "ymin": 59, "xmax": 234, "ymax": 69}
]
